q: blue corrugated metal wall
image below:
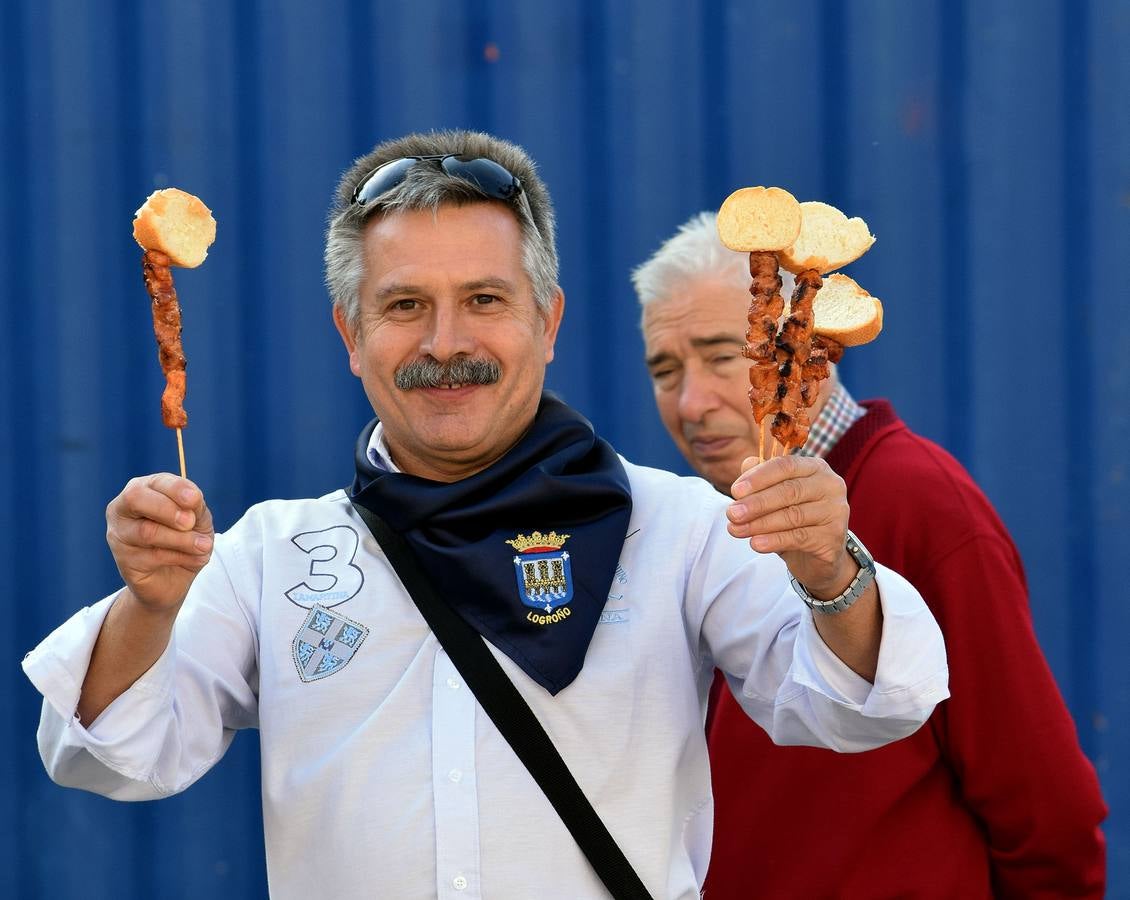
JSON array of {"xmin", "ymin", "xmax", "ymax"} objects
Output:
[{"xmin": 2, "ymin": 0, "xmax": 1126, "ymax": 896}]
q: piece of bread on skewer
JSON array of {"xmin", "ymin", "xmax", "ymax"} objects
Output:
[
  {"xmin": 133, "ymin": 188, "xmax": 217, "ymax": 268},
  {"xmin": 779, "ymin": 200, "xmax": 875, "ymax": 274},
  {"xmin": 811, "ymin": 273, "xmax": 883, "ymax": 346},
  {"xmin": 717, "ymin": 186, "xmax": 802, "ymax": 251}
]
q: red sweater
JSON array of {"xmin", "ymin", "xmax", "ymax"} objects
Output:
[{"xmin": 704, "ymin": 400, "xmax": 1107, "ymax": 899}]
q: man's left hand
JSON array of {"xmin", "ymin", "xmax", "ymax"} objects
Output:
[{"xmin": 726, "ymin": 455, "xmax": 856, "ymax": 598}]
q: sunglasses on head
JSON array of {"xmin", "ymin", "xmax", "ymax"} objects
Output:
[{"xmin": 350, "ymin": 153, "xmax": 525, "ymax": 206}]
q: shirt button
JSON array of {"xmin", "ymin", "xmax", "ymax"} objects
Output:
[
  {"xmin": 447, "ymin": 678, "xmax": 460, "ymax": 690},
  {"xmin": 453, "ymin": 875, "xmax": 468, "ymax": 891},
  {"xmin": 448, "ymin": 768, "xmax": 463, "ymax": 783}
]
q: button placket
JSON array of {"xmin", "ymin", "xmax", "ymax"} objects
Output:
[{"xmin": 432, "ymin": 649, "xmax": 482, "ymax": 898}]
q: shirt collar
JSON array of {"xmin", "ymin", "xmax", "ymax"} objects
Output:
[
  {"xmin": 793, "ymin": 381, "xmax": 868, "ymax": 459},
  {"xmin": 365, "ymin": 422, "xmax": 401, "ymax": 473}
]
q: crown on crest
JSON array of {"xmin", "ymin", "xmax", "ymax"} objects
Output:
[{"xmin": 506, "ymin": 530, "xmax": 571, "ymax": 553}]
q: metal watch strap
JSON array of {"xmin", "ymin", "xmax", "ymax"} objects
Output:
[{"xmin": 789, "ymin": 530, "xmax": 877, "ymax": 615}]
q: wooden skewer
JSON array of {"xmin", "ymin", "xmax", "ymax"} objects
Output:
[
  {"xmin": 770, "ymin": 432, "xmax": 785, "ymax": 459},
  {"xmin": 176, "ymin": 427, "xmax": 187, "ymax": 479}
]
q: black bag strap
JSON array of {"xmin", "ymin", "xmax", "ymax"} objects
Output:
[{"xmin": 350, "ymin": 499, "xmax": 654, "ymax": 900}]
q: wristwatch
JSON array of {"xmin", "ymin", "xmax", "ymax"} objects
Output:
[{"xmin": 789, "ymin": 530, "xmax": 876, "ymax": 615}]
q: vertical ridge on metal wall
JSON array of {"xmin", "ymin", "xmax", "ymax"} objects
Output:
[
  {"xmin": 700, "ymin": 0, "xmax": 730, "ymax": 207},
  {"xmin": 580, "ymin": 1, "xmax": 613, "ymax": 430},
  {"xmin": 232, "ymin": 0, "xmax": 268, "ymax": 508},
  {"xmin": 1060, "ymin": 0, "xmax": 1097, "ymax": 756},
  {"xmin": 464, "ymin": 0, "xmax": 496, "ymax": 128},
  {"xmin": 938, "ymin": 0, "xmax": 972, "ymax": 467},
  {"xmin": 2, "ymin": 6, "xmax": 32, "ymax": 896},
  {"xmin": 348, "ymin": 0, "xmax": 378, "ymax": 156},
  {"xmin": 819, "ymin": 0, "xmax": 848, "ymax": 205},
  {"xmin": 112, "ymin": 0, "xmax": 152, "ymax": 487}
]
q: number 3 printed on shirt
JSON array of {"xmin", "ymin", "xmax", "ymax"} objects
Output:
[{"xmin": 285, "ymin": 526, "xmax": 364, "ymax": 609}]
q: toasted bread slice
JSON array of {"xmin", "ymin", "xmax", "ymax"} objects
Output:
[
  {"xmin": 133, "ymin": 188, "xmax": 217, "ymax": 268},
  {"xmin": 811, "ymin": 274, "xmax": 883, "ymax": 346},
  {"xmin": 716, "ymin": 186, "xmax": 802, "ymax": 252},
  {"xmin": 780, "ymin": 201, "xmax": 874, "ymax": 274}
]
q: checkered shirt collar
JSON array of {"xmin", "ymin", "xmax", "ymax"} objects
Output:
[{"xmin": 793, "ymin": 381, "xmax": 867, "ymax": 458}]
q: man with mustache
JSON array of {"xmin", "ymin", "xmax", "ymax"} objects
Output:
[
  {"xmin": 24, "ymin": 133, "xmax": 948, "ymax": 900},
  {"xmin": 633, "ymin": 211, "xmax": 1107, "ymax": 899}
]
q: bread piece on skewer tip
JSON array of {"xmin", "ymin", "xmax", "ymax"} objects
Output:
[
  {"xmin": 716, "ymin": 186, "xmax": 802, "ymax": 252},
  {"xmin": 779, "ymin": 200, "xmax": 875, "ymax": 274},
  {"xmin": 133, "ymin": 188, "xmax": 217, "ymax": 268},
  {"xmin": 811, "ymin": 274, "xmax": 883, "ymax": 346}
]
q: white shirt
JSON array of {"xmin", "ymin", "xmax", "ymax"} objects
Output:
[{"xmin": 23, "ymin": 460, "xmax": 948, "ymax": 899}]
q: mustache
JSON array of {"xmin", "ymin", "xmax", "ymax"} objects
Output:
[{"xmin": 394, "ymin": 356, "xmax": 502, "ymax": 390}]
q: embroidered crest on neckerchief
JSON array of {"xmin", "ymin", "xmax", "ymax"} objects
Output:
[
  {"xmin": 508, "ymin": 531, "xmax": 574, "ymax": 624},
  {"xmin": 292, "ymin": 603, "xmax": 370, "ymax": 683}
]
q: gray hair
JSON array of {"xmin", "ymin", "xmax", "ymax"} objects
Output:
[
  {"xmin": 631, "ymin": 211, "xmax": 796, "ymax": 328},
  {"xmin": 325, "ymin": 130, "xmax": 559, "ymax": 333}
]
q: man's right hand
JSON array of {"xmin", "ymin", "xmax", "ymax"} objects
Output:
[
  {"xmin": 77, "ymin": 475, "xmax": 214, "ymax": 725},
  {"xmin": 106, "ymin": 473, "xmax": 214, "ymax": 611}
]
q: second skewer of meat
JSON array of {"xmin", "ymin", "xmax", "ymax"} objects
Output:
[{"xmin": 769, "ymin": 268, "xmax": 822, "ymax": 449}]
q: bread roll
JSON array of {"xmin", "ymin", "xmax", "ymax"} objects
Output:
[
  {"xmin": 716, "ymin": 186, "xmax": 802, "ymax": 252},
  {"xmin": 779, "ymin": 201, "xmax": 875, "ymax": 274},
  {"xmin": 133, "ymin": 188, "xmax": 217, "ymax": 268},
  {"xmin": 811, "ymin": 273, "xmax": 883, "ymax": 346}
]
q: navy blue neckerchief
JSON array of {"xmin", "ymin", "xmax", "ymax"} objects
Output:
[{"xmin": 349, "ymin": 393, "xmax": 633, "ymax": 695}]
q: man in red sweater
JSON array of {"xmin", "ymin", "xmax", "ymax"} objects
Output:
[{"xmin": 632, "ymin": 211, "xmax": 1107, "ymax": 898}]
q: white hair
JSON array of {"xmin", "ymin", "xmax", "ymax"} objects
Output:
[{"xmin": 631, "ymin": 211, "xmax": 796, "ymax": 327}]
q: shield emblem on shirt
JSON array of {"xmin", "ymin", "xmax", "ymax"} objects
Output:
[
  {"xmin": 507, "ymin": 531, "xmax": 574, "ymax": 614},
  {"xmin": 292, "ymin": 604, "xmax": 370, "ymax": 683}
]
